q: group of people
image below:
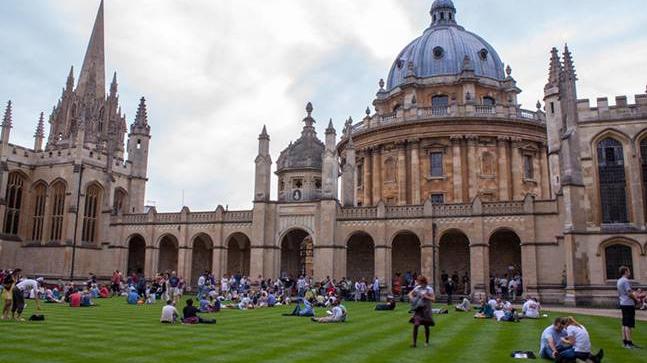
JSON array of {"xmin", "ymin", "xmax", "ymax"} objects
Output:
[
  {"xmin": 472, "ymin": 295, "xmax": 542, "ymax": 322},
  {"xmin": 489, "ymin": 270, "xmax": 524, "ymax": 301},
  {"xmin": 0, "ymin": 269, "xmax": 43, "ymax": 320}
]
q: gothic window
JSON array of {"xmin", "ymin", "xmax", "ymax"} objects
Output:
[
  {"xmin": 523, "ymin": 155, "xmax": 534, "ymax": 179},
  {"xmin": 430, "ymin": 193, "xmax": 444, "ymax": 204},
  {"xmin": 3, "ymin": 172, "xmax": 24, "ymax": 235},
  {"xmin": 81, "ymin": 184, "xmax": 101, "ymax": 243},
  {"xmin": 597, "ymin": 138, "xmax": 627, "ymax": 224},
  {"xmin": 481, "ymin": 152, "xmax": 495, "ymax": 176},
  {"xmin": 49, "ymin": 182, "xmax": 65, "ymax": 241},
  {"xmin": 605, "ymin": 244, "xmax": 632, "ymax": 280},
  {"xmin": 113, "ymin": 188, "xmax": 126, "ymax": 214},
  {"xmin": 384, "ymin": 157, "xmax": 396, "ymax": 182},
  {"xmin": 641, "ymin": 139, "xmax": 647, "ymax": 221},
  {"xmin": 429, "ymin": 152, "xmax": 443, "ymax": 177},
  {"xmin": 483, "ymin": 96, "xmax": 496, "ymax": 106},
  {"xmin": 31, "ymin": 184, "xmax": 46, "ymax": 241}
]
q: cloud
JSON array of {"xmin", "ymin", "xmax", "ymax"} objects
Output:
[{"xmin": 1, "ymin": 0, "xmax": 646, "ymax": 212}]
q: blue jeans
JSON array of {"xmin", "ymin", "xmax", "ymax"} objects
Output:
[{"xmin": 540, "ymin": 346, "xmax": 554, "ymax": 360}]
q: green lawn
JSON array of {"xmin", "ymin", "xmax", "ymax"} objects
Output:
[{"xmin": 0, "ymin": 298, "xmax": 645, "ymax": 363}]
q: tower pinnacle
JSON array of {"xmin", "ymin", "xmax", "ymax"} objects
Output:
[
  {"xmin": 76, "ymin": 0, "xmax": 105, "ymax": 99},
  {"xmin": 2, "ymin": 100, "xmax": 12, "ymax": 128}
]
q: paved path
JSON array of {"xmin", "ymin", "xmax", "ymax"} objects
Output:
[{"xmin": 541, "ymin": 306, "xmax": 647, "ymax": 322}]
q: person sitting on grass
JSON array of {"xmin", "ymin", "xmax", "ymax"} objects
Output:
[
  {"xmin": 160, "ymin": 300, "xmax": 179, "ymax": 323},
  {"xmin": 474, "ymin": 297, "xmax": 494, "ymax": 319},
  {"xmin": 182, "ymin": 298, "xmax": 216, "ymax": 324},
  {"xmin": 267, "ymin": 292, "xmax": 277, "ymax": 307},
  {"xmin": 199, "ymin": 295, "xmax": 220, "ymax": 313},
  {"xmin": 312, "ymin": 300, "xmax": 347, "ymax": 323},
  {"xmin": 127, "ymin": 287, "xmax": 139, "ymax": 305},
  {"xmin": 522, "ymin": 296, "xmax": 541, "ymax": 319},
  {"xmin": 69, "ymin": 289, "xmax": 82, "ymax": 308},
  {"xmin": 44, "ymin": 288, "xmax": 63, "ymax": 303},
  {"xmin": 556, "ymin": 317, "xmax": 603, "ymax": 363},
  {"xmin": 282, "ymin": 297, "xmax": 314, "ymax": 317},
  {"xmin": 99, "ymin": 285, "xmax": 110, "ymax": 299},
  {"xmin": 539, "ymin": 317, "xmax": 567, "ymax": 360},
  {"xmin": 80, "ymin": 289, "xmax": 94, "ymax": 307},
  {"xmin": 375, "ymin": 295, "xmax": 397, "ymax": 311},
  {"xmin": 455, "ymin": 296, "xmax": 471, "ymax": 312}
]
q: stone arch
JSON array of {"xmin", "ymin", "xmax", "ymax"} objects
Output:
[
  {"xmin": 391, "ymin": 231, "xmax": 421, "ymax": 285},
  {"xmin": 346, "ymin": 231, "xmax": 375, "ymax": 283},
  {"xmin": 278, "ymin": 225, "xmax": 315, "ymax": 247},
  {"xmin": 280, "ymin": 228, "xmax": 313, "ymax": 278},
  {"xmin": 225, "ymin": 232, "xmax": 251, "ymax": 276},
  {"xmin": 158, "ymin": 234, "xmax": 179, "ymax": 274},
  {"xmin": 596, "ymin": 236, "xmax": 644, "ymax": 257},
  {"xmin": 127, "ymin": 233, "xmax": 146, "ymax": 275},
  {"xmin": 439, "ymin": 229, "xmax": 471, "ymax": 294},
  {"xmin": 488, "ymin": 228, "xmax": 522, "ymax": 283},
  {"xmin": 190, "ymin": 233, "xmax": 213, "ymax": 287}
]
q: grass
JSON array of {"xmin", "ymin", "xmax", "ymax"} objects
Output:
[{"xmin": 0, "ymin": 298, "xmax": 645, "ymax": 363}]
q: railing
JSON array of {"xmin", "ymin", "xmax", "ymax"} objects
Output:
[
  {"xmin": 475, "ymin": 105, "xmax": 496, "ymax": 114},
  {"xmin": 518, "ymin": 109, "xmax": 538, "ymax": 120},
  {"xmin": 189, "ymin": 212, "xmax": 218, "ymax": 223},
  {"xmin": 112, "ymin": 209, "xmax": 253, "ymax": 225},
  {"xmin": 482, "ymin": 201, "xmax": 525, "ymax": 215},
  {"xmin": 385, "ymin": 205, "xmax": 425, "ymax": 218},
  {"xmin": 156, "ymin": 213, "xmax": 180, "ymax": 223},
  {"xmin": 223, "ymin": 210, "xmax": 253, "ymax": 222},
  {"xmin": 432, "ymin": 203, "xmax": 473, "ymax": 217},
  {"xmin": 381, "ymin": 113, "xmax": 397, "ymax": 123},
  {"xmin": 337, "ymin": 206, "xmax": 377, "ymax": 220},
  {"xmin": 120, "ymin": 214, "xmax": 148, "ymax": 224}
]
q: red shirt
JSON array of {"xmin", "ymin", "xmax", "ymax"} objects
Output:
[
  {"xmin": 99, "ymin": 287, "xmax": 109, "ymax": 298},
  {"xmin": 70, "ymin": 292, "xmax": 81, "ymax": 307}
]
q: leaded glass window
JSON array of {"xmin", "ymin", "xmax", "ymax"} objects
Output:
[
  {"xmin": 605, "ymin": 244, "xmax": 632, "ymax": 280},
  {"xmin": 430, "ymin": 152, "xmax": 443, "ymax": 177},
  {"xmin": 82, "ymin": 184, "xmax": 101, "ymax": 243},
  {"xmin": 31, "ymin": 184, "xmax": 46, "ymax": 241},
  {"xmin": 597, "ymin": 138, "xmax": 627, "ymax": 224},
  {"xmin": 49, "ymin": 182, "xmax": 65, "ymax": 241},
  {"xmin": 3, "ymin": 172, "xmax": 24, "ymax": 235}
]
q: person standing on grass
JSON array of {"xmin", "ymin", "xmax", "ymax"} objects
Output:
[
  {"xmin": 444, "ymin": 278, "xmax": 455, "ymax": 305},
  {"xmin": 13, "ymin": 277, "xmax": 43, "ymax": 321},
  {"xmin": 408, "ymin": 275, "xmax": 435, "ymax": 348},
  {"xmin": 372, "ymin": 277, "xmax": 380, "ymax": 302},
  {"xmin": 617, "ymin": 266, "xmax": 639, "ymax": 349}
]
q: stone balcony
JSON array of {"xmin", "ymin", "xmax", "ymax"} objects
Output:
[
  {"xmin": 348, "ymin": 104, "xmax": 545, "ymax": 137},
  {"xmin": 112, "ymin": 207, "xmax": 253, "ymax": 225}
]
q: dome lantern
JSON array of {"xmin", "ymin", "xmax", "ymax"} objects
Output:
[{"xmin": 430, "ymin": 0, "xmax": 457, "ymax": 26}]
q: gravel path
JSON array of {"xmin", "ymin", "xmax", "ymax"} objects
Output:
[{"xmin": 540, "ymin": 306, "xmax": 647, "ymax": 322}]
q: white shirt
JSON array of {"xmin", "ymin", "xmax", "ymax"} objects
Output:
[
  {"xmin": 493, "ymin": 310, "xmax": 506, "ymax": 321},
  {"xmin": 523, "ymin": 300, "xmax": 540, "ymax": 318},
  {"xmin": 17, "ymin": 279, "xmax": 39, "ymax": 295},
  {"xmin": 197, "ymin": 276, "xmax": 206, "ymax": 287},
  {"xmin": 488, "ymin": 299, "xmax": 497, "ymax": 310},
  {"xmin": 566, "ymin": 325, "xmax": 591, "ymax": 353},
  {"xmin": 160, "ymin": 305, "xmax": 179, "ymax": 322}
]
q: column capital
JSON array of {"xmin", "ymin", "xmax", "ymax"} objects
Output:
[
  {"xmin": 407, "ymin": 137, "xmax": 420, "ymax": 145},
  {"xmin": 395, "ymin": 140, "xmax": 407, "ymax": 149},
  {"xmin": 497, "ymin": 135, "xmax": 511, "ymax": 143},
  {"xmin": 466, "ymin": 134, "xmax": 479, "ymax": 145},
  {"xmin": 449, "ymin": 135, "xmax": 463, "ymax": 142}
]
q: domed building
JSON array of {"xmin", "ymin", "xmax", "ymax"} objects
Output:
[{"xmin": 2, "ymin": 0, "xmax": 647, "ymax": 307}]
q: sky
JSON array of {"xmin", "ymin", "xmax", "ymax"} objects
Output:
[{"xmin": 1, "ymin": 0, "xmax": 646, "ymax": 212}]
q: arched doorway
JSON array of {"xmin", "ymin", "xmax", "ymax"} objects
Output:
[
  {"xmin": 191, "ymin": 234, "xmax": 213, "ymax": 287},
  {"xmin": 391, "ymin": 231, "xmax": 421, "ymax": 282},
  {"xmin": 346, "ymin": 232, "xmax": 374, "ymax": 283},
  {"xmin": 127, "ymin": 234, "xmax": 146, "ymax": 275},
  {"xmin": 488, "ymin": 229, "xmax": 522, "ymax": 290},
  {"xmin": 439, "ymin": 230, "xmax": 471, "ymax": 294},
  {"xmin": 158, "ymin": 235, "xmax": 179, "ymax": 274},
  {"xmin": 280, "ymin": 229, "xmax": 313, "ymax": 278},
  {"xmin": 226, "ymin": 233, "xmax": 251, "ymax": 276}
]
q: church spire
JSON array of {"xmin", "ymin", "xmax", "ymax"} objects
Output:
[
  {"xmin": 2, "ymin": 100, "xmax": 12, "ymax": 128},
  {"xmin": 110, "ymin": 71, "xmax": 118, "ymax": 96},
  {"xmin": 76, "ymin": 0, "xmax": 105, "ymax": 99},
  {"xmin": 546, "ymin": 47, "xmax": 562, "ymax": 90},
  {"xmin": 34, "ymin": 112, "xmax": 45, "ymax": 151},
  {"xmin": 134, "ymin": 97, "xmax": 148, "ymax": 126},
  {"xmin": 562, "ymin": 44, "xmax": 577, "ymax": 81},
  {"xmin": 66, "ymin": 66, "xmax": 75, "ymax": 90}
]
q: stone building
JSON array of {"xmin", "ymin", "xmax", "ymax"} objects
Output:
[{"xmin": 1, "ymin": 0, "xmax": 646, "ymax": 306}]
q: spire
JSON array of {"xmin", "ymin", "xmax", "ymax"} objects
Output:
[
  {"xmin": 110, "ymin": 71, "xmax": 118, "ymax": 96},
  {"xmin": 302, "ymin": 102, "xmax": 316, "ymax": 133},
  {"xmin": 326, "ymin": 118, "xmax": 335, "ymax": 134},
  {"xmin": 562, "ymin": 44, "xmax": 577, "ymax": 81},
  {"xmin": 66, "ymin": 66, "xmax": 75, "ymax": 90},
  {"xmin": 76, "ymin": 0, "xmax": 105, "ymax": 99},
  {"xmin": 547, "ymin": 47, "xmax": 562, "ymax": 88},
  {"xmin": 34, "ymin": 112, "xmax": 45, "ymax": 138},
  {"xmin": 259, "ymin": 124, "xmax": 269, "ymax": 140},
  {"xmin": 2, "ymin": 100, "xmax": 12, "ymax": 128},
  {"xmin": 134, "ymin": 97, "xmax": 148, "ymax": 126}
]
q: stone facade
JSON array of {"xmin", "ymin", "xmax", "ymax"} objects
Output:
[{"xmin": 1, "ymin": 0, "xmax": 646, "ymax": 306}]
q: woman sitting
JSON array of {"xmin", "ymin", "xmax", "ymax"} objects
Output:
[
  {"xmin": 312, "ymin": 300, "xmax": 347, "ymax": 323},
  {"xmin": 556, "ymin": 317, "xmax": 603, "ymax": 363},
  {"xmin": 375, "ymin": 295, "xmax": 396, "ymax": 311},
  {"xmin": 474, "ymin": 298, "xmax": 494, "ymax": 319},
  {"xmin": 282, "ymin": 298, "xmax": 314, "ymax": 317},
  {"xmin": 182, "ymin": 298, "xmax": 216, "ymax": 324},
  {"xmin": 127, "ymin": 287, "xmax": 139, "ymax": 305},
  {"xmin": 455, "ymin": 297, "xmax": 471, "ymax": 312}
]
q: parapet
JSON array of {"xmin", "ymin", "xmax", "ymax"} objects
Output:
[{"xmin": 576, "ymin": 94, "xmax": 647, "ymax": 122}]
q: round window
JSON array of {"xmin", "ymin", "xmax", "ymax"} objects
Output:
[
  {"xmin": 479, "ymin": 48, "xmax": 489, "ymax": 61},
  {"xmin": 433, "ymin": 46, "xmax": 444, "ymax": 59}
]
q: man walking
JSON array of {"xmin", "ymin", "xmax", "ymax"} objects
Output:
[{"xmin": 617, "ymin": 266, "xmax": 639, "ymax": 349}]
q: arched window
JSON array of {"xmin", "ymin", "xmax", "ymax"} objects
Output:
[
  {"xmin": 481, "ymin": 152, "xmax": 495, "ymax": 176},
  {"xmin": 483, "ymin": 96, "xmax": 496, "ymax": 106},
  {"xmin": 597, "ymin": 138, "xmax": 627, "ymax": 223},
  {"xmin": 384, "ymin": 157, "xmax": 396, "ymax": 182},
  {"xmin": 31, "ymin": 184, "xmax": 46, "ymax": 241},
  {"xmin": 3, "ymin": 172, "xmax": 24, "ymax": 235},
  {"xmin": 49, "ymin": 182, "xmax": 66, "ymax": 241},
  {"xmin": 81, "ymin": 184, "xmax": 101, "ymax": 243},
  {"xmin": 641, "ymin": 139, "xmax": 647, "ymax": 221},
  {"xmin": 113, "ymin": 188, "xmax": 126, "ymax": 214},
  {"xmin": 605, "ymin": 244, "xmax": 633, "ymax": 280}
]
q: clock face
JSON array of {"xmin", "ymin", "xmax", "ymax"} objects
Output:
[{"xmin": 292, "ymin": 189, "xmax": 302, "ymax": 201}]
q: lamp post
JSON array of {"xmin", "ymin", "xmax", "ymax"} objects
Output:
[{"xmin": 69, "ymin": 163, "xmax": 84, "ymax": 281}]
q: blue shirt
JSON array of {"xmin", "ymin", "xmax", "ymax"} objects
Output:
[
  {"xmin": 540, "ymin": 326, "xmax": 566, "ymax": 353},
  {"xmin": 127, "ymin": 292, "xmax": 139, "ymax": 304},
  {"xmin": 267, "ymin": 294, "xmax": 276, "ymax": 306}
]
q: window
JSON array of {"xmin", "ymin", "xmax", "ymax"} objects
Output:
[
  {"xmin": 430, "ymin": 194, "xmax": 444, "ymax": 204},
  {"xmin": 314, "ymin": 178, "xmax": 322, "ymax": 189},
  {"xmin": 3, "ymin": 172, "xmax": 24, "ymax": 235},
  {"xmin": 136, "ymin": 139, "xmax": 141, "ymax": 150},
  {"xmin": 431, "ymin": 95, "xmax": 449, "ymax": 106},
  {"xmin": 49, "ymin": 182, "xmax": 65, "ymax": 241},
  {"xmin": 523, "ymin": 155, "xmax": 534, "ymax": 179},
  {"xmin": 481, "ymin": 152, "xmax": 495, "ymax": 176},
  {"xmin": 81, "ymin": 184, "xmax": 101, "ymax": 243},
  {"xmin": 357, "ymin": 164, "xmax": 363, "ymax": 187},
  {"xmin": 550, "ymin": 102, "xmax": 555, "ymax": 114},
  {"xmin": 641, "ymin": 139, "xmax": 647, "ymax": 221},
  {"xmin": 430, "ymin": 152, "xmax": 443, "ymax": 177},
  {"xmin": 605, "ymin": 244, "xmax": 632, "ymax": 280},
  {"xmin": 293, "ymin": 179, "xmax": 303, "ymax": 189},
  {"xmin": 479, "ymin": 48, "xmax": 489, "ymax": 61},
  {"xmin": 483, "ymin": 96, "xmax": 496, "ymax": 106},
  {"xmin": 384, "ymin": 158, "xmax": 396, "ymax": 182},
  {"xmin": 433, "ymin": 46, "xmax": 444, "ymax": 59},
  {"xmin": 113, "ymin": 188, "xmax": 126, "ymax": 214},
  {"xmin": 597, "ymin": 138, "xmax": 627, "ymax": 224},
  {"xmin": 31, "ymin": 184, "xmax": 46, "ymax": 241}
]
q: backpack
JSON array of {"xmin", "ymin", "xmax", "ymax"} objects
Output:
[{"xmin": 29, "ymin": 314, "xmax": 45, "ymax": 321}]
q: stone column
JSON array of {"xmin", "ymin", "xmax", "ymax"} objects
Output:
[
  {"xmin": 470, "ymin": 244, "xmax": 488, "ymax": 297},
  {"xmin": 396, "ymin": 141, "xmax": 407, "ymax": 204},
  {"xmin": 409, "ymin": 139, "xmax": 421, "ymax": 204},
  {"xmin": 212, "ymin": 246, "xmax": 226, "ymax": 278},
  {"xmin": 372, "ymin": 146, "xmax": 382, "ymax": 205},
  {"xmin": 497, "ymin": 137, "xmax": 510, "ymax": 200},
  {"xmin": 362, "ymin": 150, "xmax": 372, "ymax": 206},
  {"xmin": 466, "ymin": 135, "xmax": 478, "ymax": 200},
  {"xmin": 145, "ymin": 246, "xmax": 158, "ymax": 278},
  {"xmin": 539, "ymin": 143, "xmax": 550, "ymax": 199},
  {"xmin": 511, "ymin": 138, "xmax": 523, "ymax": 200},
  {"xmin": 451, "ymin": 135, "xmax": 463, "ymax": 202}
]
